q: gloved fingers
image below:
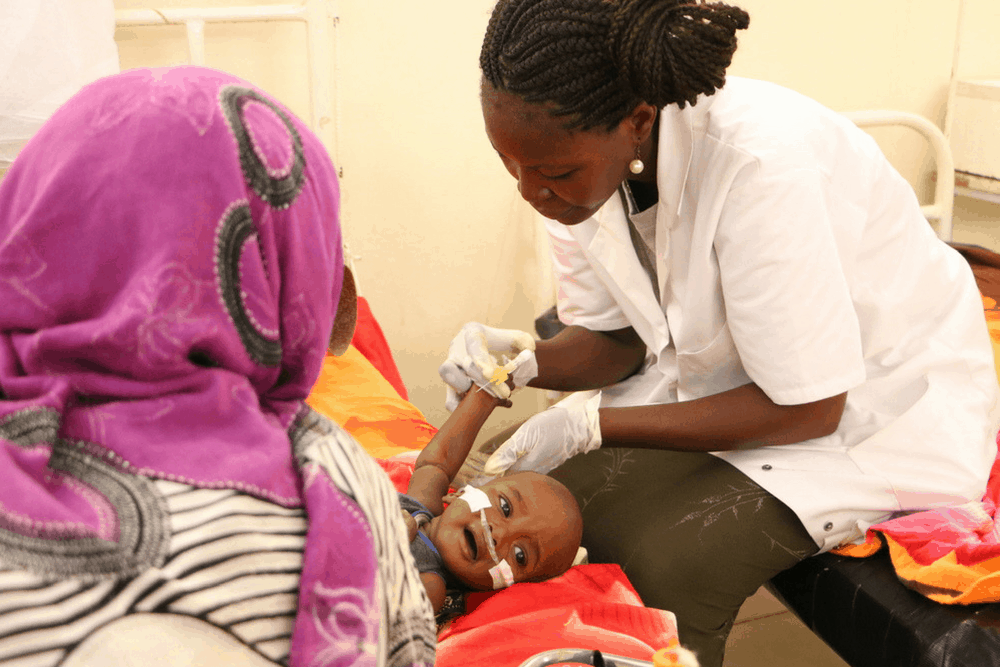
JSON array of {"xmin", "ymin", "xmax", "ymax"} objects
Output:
[
  {"xmin": 509, "ymin": 348, "xmax": 539, "ymax": 389},
  {"xmin": 446, "ymin": 325, "xmax": 474, "ymax": 369},
  {"xmin": 442, "ymin": 323, "xmax": 537, "ymax": 413},
  {"xmin": 482, "ymin": 411, "xmax": 559, "ymax": 475},
  {"xmin": 441, "ymin": 326, "xmax": 483, "ymax": 392},
  {"xmin": 439, "ymin": 359, "xmax": 474, "ymax": 396},
  {"xmin": 479, "ymin": 325, "xmax": 536, "ymax": 356},
  {"xmin": 482, "ymin": 419, "xmax": 540, "ymax": 475},
  {"xmin": 455, "ymin": 323, "xmax": 502, "ymax": 388},
  {"xmin": 482, "ymin": 438, "xmax": 520, "ymax": 476},
  {"xmin": 463, "ymin": 325, "xmax": 502, "ymax": 381},
  {"xmin": 464, "ymin": 325, "xmax": 536, "ymax": 385},
  {"xmin": 444, "ymin": 384, "xmax": 463, "ymax": 413},
  {"xmin": 445, "ymin": 382, "xmax": 513, "ymax": 413},
  {"xmin": 478, "ymin": 376, "xmax": 513, "ymax": 401},
  {"xmin": 580, "ymin": 391, "xmax": 603, "ymax": 451}
]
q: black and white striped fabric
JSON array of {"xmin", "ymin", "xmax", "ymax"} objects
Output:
[
  {"xmin": 0, "ymin": 409, "xmax": 435, "ymax": 667},
  {"xmin": 0, "ymin": 480, "xmax": 307, "ymax": 666}
]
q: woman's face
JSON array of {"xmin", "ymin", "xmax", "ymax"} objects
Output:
[{"xmin": 482, "ymin": 84, "xmax": 637, "ymax": 226}]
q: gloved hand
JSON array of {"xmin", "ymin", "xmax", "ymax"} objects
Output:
[
  {"xmin": 439, "ymin": 322, "xmax": 539, "ymax": 412},
  {"xmin": 483, "ymin": 391, "xmax": 603, "ymax": 475}
]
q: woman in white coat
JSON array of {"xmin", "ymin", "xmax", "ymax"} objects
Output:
[{"xmin": 441, "ymin": 1, "xmax": 999, "ymax": 665}]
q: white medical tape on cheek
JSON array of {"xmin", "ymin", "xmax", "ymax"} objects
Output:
[
  {"xmin": 489, "ymin": 559, "xmax": 514, "ymax": 589},
  {"xmin": 457, "ymin": 485, "xmax": 491, "ymax": 512}
]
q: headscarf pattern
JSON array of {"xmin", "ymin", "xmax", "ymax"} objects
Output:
[{"xmin": 0, "ymin": 67, "xmax": 433, "ymax": 666}]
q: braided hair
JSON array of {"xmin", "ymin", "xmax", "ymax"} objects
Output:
[{"xmin": 480, "ymin": 0, "xmax": 749, "ymax": 130}]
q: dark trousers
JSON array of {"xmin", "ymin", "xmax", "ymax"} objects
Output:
[{"xmin": 548, "ymin": 448, "xmax": 819, "ymax": 667}]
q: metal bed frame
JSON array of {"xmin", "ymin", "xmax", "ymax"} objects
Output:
[{"xmin": 841, "ymin": 110, "xmax": 955, "ymax": 241}]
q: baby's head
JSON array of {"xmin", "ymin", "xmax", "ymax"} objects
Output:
[{"xmin": 429, "ymin": 471, "xmax": 582, "ymax": 591}]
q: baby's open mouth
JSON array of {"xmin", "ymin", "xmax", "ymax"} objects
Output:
[{"xmin": 464, "ymin": 528, "xmax": 478, "ymax": 559}]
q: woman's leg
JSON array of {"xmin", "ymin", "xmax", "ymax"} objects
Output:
[{"xmin": 549, "ymin": 448, "xmax": 819, "ymax": 667}]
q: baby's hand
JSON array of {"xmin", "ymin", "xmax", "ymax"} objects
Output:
[{"xmin": 401, "ymin": 510, "xmax": 418, "ymax": 543}]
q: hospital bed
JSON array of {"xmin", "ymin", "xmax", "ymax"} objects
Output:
[{"xmin": 111, "ymin": 5, "xmax": 999, "ymax": 666}]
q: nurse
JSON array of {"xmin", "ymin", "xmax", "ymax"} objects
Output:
[{"xmin": 439, "ymin": 1, "xmax": 1000, "ymax": 665}]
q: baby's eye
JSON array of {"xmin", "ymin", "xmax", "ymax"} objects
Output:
[
  {"xmin": 513, "ymin": 545, "xmax": 527, "ymax": 566},
  {"xmin": 498, "ymin": 495, "xmax": 511, "ymax": 517}
]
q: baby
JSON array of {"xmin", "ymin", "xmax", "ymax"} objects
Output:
[{"xmin": 399, "ymin": 384, "xmax": 583, "ymax": 614}]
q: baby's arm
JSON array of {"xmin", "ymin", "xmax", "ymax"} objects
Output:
[
  {"xmin": 422, "ymin": 572, "xmax": 447, "ymax": 614},
  {"xmin": 397, "ymin": 509, "xmax": 448, "ymax": 612},
  {"xmin": 407, "ymin": 387, "xmax": 501, "ymax": 515}
]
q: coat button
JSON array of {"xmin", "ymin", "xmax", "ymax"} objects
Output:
[
  {"xmin": 761, "ymin": 464, "xmax": 772, "ymax": 471},
  {"xmin": 824, "ymin": 522, "xmax": 834, "ymax": 531}
]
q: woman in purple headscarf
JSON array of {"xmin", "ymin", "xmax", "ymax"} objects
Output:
[{"xmin": 0, "ymin": 67, "xmax": 434, "ymax": 667}]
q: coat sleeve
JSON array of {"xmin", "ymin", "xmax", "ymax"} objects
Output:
[{"xmin": 714, "ymin": 164, "xmax": 867, "ymax": 405}]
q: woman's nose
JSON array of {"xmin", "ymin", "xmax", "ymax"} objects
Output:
[{"xmin": 516, "ymin": 171, "xmax": 553, "ymax": 205}]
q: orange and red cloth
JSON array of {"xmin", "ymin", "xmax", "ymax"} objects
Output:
[
  {"xmin": 829, "ymin": 294, "xmax": 1000, "ymax": 605},
  {"xmin": 833, "ymin": 429, "xmax": 1000, "ymax": 605}
]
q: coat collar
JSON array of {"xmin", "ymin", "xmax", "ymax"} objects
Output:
[{"xmin": 558, "ymin": 95, "xmax": 715, "ymax": 352}]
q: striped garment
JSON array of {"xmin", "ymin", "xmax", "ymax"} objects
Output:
[{"xmin": 0, "ymin": 409, "xmax": 435, "ymax": 667}]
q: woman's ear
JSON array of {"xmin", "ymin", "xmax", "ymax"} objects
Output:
[
  {"xmin": 328, "ymin": 265, "xmax": 357, "ymax": 356},
  {"xmin": 626, "ymin": 102, "xmax": 658, "ymax": 143}
]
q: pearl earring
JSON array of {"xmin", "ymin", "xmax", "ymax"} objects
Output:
[{"xmin": 629, "ymin": 146, "xmax": 644, "ymax": 175}]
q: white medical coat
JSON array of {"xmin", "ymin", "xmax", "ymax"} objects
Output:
[{"xmin": 547, "ymin": 77, "xmax": 999, "ymax": 551}]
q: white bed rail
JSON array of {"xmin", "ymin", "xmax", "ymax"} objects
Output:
[
  {"xmin": 115, "ymin": 2, "xmax": 340, "ymax": 169},
  {"xmin": 841, "ymin": 110, "xmax": 954, "ymax": 242},
  {"xmin": 114, "ymin": 2, "xmax": 361, "ymax": 289}
]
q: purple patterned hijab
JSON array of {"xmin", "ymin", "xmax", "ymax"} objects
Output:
[
  {"xmin": 0, "ymin": 67, "xmax": 435, "ymax": 667},
  {"xmin": 0, "ymin": 66, "xmax": 341, "ymax": 509}
]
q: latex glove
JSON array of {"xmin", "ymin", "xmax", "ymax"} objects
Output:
[
  {"xmin": 439, "ymin": 322, "xmax": 538, "ymax": 411},
  {"xmin": 483, "ymin": 392, "xmax": 602, "ymax": 475}
]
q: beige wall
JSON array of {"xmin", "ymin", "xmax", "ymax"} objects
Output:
[{"xmin": 110, "ymin": 0, "xmax": 1000, "ymax": 434}]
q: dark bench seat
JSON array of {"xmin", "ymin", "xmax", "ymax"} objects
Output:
[{"xmin": 767, "ymin": 550, "xmax": 1000, "ymax": 667}]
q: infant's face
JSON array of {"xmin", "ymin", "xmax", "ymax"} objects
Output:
[{"xmin": 425, "ymin": 472, "xmax": 580, "ymax": 590}]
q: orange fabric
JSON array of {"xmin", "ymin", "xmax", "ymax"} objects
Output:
[
  {"xmin": 884, "ymin": 533, "xmax": 1000, "ymax": 605},
  {"xmin": 306, "ymin": 345, "xmax": 436, "ymax": 460},
  {"xmin": 983, "ymin": 294, "xmax": 1000, "ymax": 385}
]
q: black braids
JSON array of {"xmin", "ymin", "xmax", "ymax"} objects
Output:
[
  {"xmin": 628, "ymin": 5, "xmax": 678, "ymax": 102},
  {"xmin": 481, "ymin": 0, "xmax": 532, "ymax": 84},
  {"xmin": 515, "ymin": 43, "xmax": 606, "ymax": 89},
  {"xmin": 503, "ymin": 12, "xmax": 608, "ymax": 79},
  {"xmin": 481, "ymin": 0, "xmax": 749, "ymax": 130},
  {"xmin": 612, "ymin": 1, "xmax": 749, "ymax": 109},
  {"xmin": 482, "ymin": 0, "xmax": 627, "ymax": 130}
]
